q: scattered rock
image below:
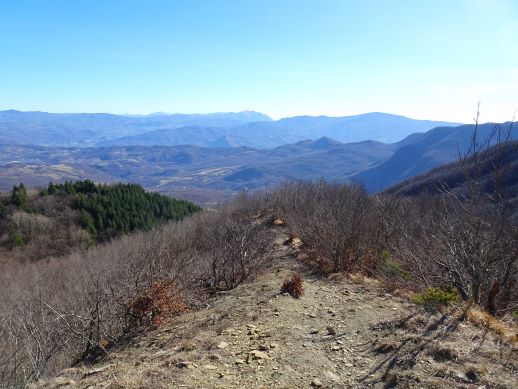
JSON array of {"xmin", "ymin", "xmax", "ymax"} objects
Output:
[
  {"xmin": 272, "ymin": 218, "xmax": 285, "ymax": 226},
  {"xmin": 176, "ymin": 361, "xmax": 194, "ymax": 369},
  {"xmin": 222, "ymin": 328, "xmax": 239, "ymax": 336},
  {"xmin": 331, "ymin": 345, "xmax": 341, "ymax": 351},
  {"xmin": 217, "ymin": 341, "xmax": 229, "ymax": 349},
  {"xmin": 324, "ymin": 370, "xmax": 340, "ymax": 382},
  {"xmin": 249, "ymin": 350, "xmax": 269, "ymax": 360},
  {"xmin": 286, "ymin": 235, "xmax": 302, "ymax": 248},
  {"xmin": 83, "ymin": 366, "xmax": 109, "ymax": 377},
  {"xmin": 309, "ymin": 313, "xmax": 317, "ymax": 318},
  {"xmin": 235, "ymin": 359, "xmax": 246, "ymax": 365},
  {"xmin": 311, "ymin": 378, "xmax": 323, "ymax": 387},
  {"xmin": 310, "ymin": 328, "xmax": 319, "ymax": 334},
  {"xmin": 327, "ymin": 326, "xmax": 336, "ymax": 335},
  {"xmin": 54, "ymin": 379, "xmax": 77, "ymax": 386},
  {"xmin": 203, "ymin": 364, "xmax": 218, "ymax": 370}
]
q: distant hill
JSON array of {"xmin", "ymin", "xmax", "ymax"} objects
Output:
[
  {"xmin": 0, "ymin": 110, "xmax": 458, "ymax": 148},
  {"xmin": 104, "ymin": 112, "xmax": 460, "ymax": 148},
  {"xmin": 245, "ymin": 112, "xmax": 459, "ymax": 144},
  {"xmin": 352, "ymin": 122, "xmax": 517, "ymax": 192},
  {"xmin": 0, "ymin": 110, "xmax": 271, "ymax": 147}
]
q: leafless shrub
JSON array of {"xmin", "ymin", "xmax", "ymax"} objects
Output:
[
  {"xmin": 0, "ymin": 191, "xmax": 271, "ymax": 388},
  {"xmin": 379, "ymin": 114, "xmax": 518, "ymax": 314},
  {"xmin": 189, "ymin": 194, "xmax": 271, "ymax": 290},
  {"xmin": 270, "ymin": 181, "xmax": 379, "ymax": 273}
]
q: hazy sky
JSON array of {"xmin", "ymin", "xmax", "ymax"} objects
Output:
[{"xmin": 1, "ymin": 0, "xmax": 517, "ymax": 122}]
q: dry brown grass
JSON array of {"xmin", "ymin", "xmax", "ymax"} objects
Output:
[{"xmin": 467, "ymin": 307, "xmax": 518, "ymax": 345}]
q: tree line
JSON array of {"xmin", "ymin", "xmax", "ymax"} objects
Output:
[
  {"xmin": 0, "ymin": 180, "xmax": 200, "ymax": 260},
  {"xmin": 40, "ymin": 180, "xmax": 200, "ymax": 241}
]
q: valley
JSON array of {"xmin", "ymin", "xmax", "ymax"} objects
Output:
[
  {"xmin": 0, "ymin": 140, "xmax": 395, "ymax": 205},
  {"xmin": 1, "ymin": 120, "xmax": 515, "ymax": 206}
]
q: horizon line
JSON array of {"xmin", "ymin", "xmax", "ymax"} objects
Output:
[{"xmin": 0, "ymin": 108, "xmax": 466, "ymax": 124}]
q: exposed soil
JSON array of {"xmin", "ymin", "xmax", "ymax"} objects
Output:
[{"xmin": 32, "ymin": 227, "xmax": 518, "ymax": 388}]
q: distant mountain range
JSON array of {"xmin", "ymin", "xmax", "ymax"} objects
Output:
[
  {"xmin": 1, "ymin": 120, "xmax": 515, "ymax": 205},
  {"xmin": 0, "ymin": 110, "xmax": 271, "ymax": 147},
  {"xmin": 2, "ymin": 109, "xmax": 515, "ymax": 206},
  {"xmin": 0, "ymin": 110, "xmax": 458, "ymax": 148}
]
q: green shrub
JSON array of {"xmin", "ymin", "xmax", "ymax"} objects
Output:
[
  {"xmin": 11, "ymin": 184, "xmax": 28, "ymax": 207},
  {"xmin": 379, "ymin": 249, "xmax": 401, "ymax": 277},
  {"xmin": 9, "ymin": 229, "xmax": 24, "ymax": 248},
  {"xmin": 512, "ymin": 311, "xmax": 518, "ymax": 319},
  {"xmin": 412, "ymin": 287, "xmax": 459, "ymax": 310}
]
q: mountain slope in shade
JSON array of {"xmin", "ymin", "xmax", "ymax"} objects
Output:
[
  {"xmin": 384, "ymin": 140, "xmax": 518, "ymax": 212},
  {"xmin": 352, "ymin": 122, "xmax": 517, "ymax": 193}
]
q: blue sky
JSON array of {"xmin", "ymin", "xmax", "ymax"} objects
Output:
[{"xmin": 0, "ymin": 0, "xmax": 517, "ymax": 122}]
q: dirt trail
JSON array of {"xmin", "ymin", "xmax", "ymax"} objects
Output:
[{"xmin": 34, "ymin": 227, "xmax": 518, "ymax": 388}]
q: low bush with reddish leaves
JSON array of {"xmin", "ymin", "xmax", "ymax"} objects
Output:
[
  {"xmin": 127, "ymin": 279, "xmax": 189, "ymax": 327},
  {"xmin": 281, "ymin": 273, "xmax": 304, "ymax": 298}
]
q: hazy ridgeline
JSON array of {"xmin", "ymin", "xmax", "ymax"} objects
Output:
[{"xmin": 1, "ymin": 168, "xmax": 517, "ymax": 387}]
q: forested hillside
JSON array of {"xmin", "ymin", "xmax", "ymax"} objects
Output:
[{"xmin": 0, "ymin": 180, "xmax": 199, "ymax": 262}]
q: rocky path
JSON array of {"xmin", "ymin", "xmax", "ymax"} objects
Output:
[{"xmin": 34, "ymin": 228, "xmax": 518, "ymax": 388}]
